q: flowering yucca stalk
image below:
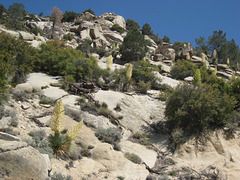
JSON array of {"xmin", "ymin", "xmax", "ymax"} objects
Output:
[
  {"xmin": 116, "ymin": 44, "xmax": 119, "ymax": 51},
  {"xmin": 106, "ymin": 55, "xmax": 113, "ymax": 70},
  {"xmin": 202, "ymin": 54, "xmax": 205, "ymax": 63},
  {"xmin": 66, "ymin": 119, "xmax": 83, "ymax": 141},
  {"xmin": 50, "ymin": 99, "xmax": 65, "ymax": 133},
  {"xmin": 126, "ymin": 64, "xmax": 133, "ymax": 81},
  {"xmin": 186, "ymin": 53, "xmax": 191, "ymax": 60},
  {"xmin": 213, "ymin": 49, "xmax": 217, "ymax": 59},
  {"xmin": 227, "ymin": 58, "xmax": 230, "ymax": 66}
]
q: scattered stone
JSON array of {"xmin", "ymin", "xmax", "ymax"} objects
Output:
[
  {"xmin": 14, "ymin": 83, "xmax": 33, "ymax": 93},
  {"xmin": 18, "ymin": 31, "xmax": 35, "ymax": 40},
  {"xmin": 21, "ymin": 103, "xmax": 30, "ymax": 110},
  {"xmin": 184, "ymin": 76, "xmax": 193, "ymax": 82},
  {"xmin": 0, "ymin": 117, "xmax": 12, "ymax": 130},
  {"xmin": 0, "ymin": 132, "xmax": 19, "ymax": 141},
  {"xmin": 0, "ymin": 140, "xmax": 50, "ymax": 180},
  {"xmin": 154, "ymin": 54, "xmax": 164, "ymax": 61},
  {"xmin": 103, "ymin": 31, "xmax": 123, "ymax": 42}
]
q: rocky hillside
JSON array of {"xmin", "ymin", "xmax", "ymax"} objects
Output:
[
  {"xmin": 1, "ymin": 70, "xmax": 240, "ymax": 180},
  {"xmin": 1, "ymin": 8, "xmax": 240, "ymax": 180}
]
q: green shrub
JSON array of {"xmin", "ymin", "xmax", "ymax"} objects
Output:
[
  {"xmin": 136, "ymin": 81, "xmax": 151, "ymax": 94},
  {"xmin": 126, "ymin": 19, "xmax": 140, "ymax": 30},
  {"xmin": 193, "ymin": 69, "xmax": 201, "ymax": 86},
  {"xmin": 39, "ymin": 96, "xmax": 54, "ymax": 105},
  {"xmin": 95, "ymin": 128, "xmax": 122, "ymax": 150},
  {"xmin": 165, "ymin": 84, "xmax": 237, "ymax": 140},
  {"xmin": 26, "ymin": 130, "xmax": 54, "ymax": 157},
  {"xmin": 117, "ymin": 176, "xmax": 125, "ymax": 180},
  {"xmin": 132, "ymin": 132, "xmax": 151, "ymax": 146},
  {"xmin": 170, "ymin": 60, "xmax": 197, "ymax": 80},
  {"xmin": 12, "ymin": 91, "xmax": 32, "ymax": 101},
  {"xmin": 62, "ymin": 11, "xmax": 79, "ymax": 22},
  {"xmin": 132, "ymin": 60, "xmax": 161, "ymax": 89},
  {"xmin": 63, "ymin": 33, "xmax": 74, "ymax": 41},
  {"xmin": 4, "ymin": 128, "xmax": 19, "ymax": 136},
  {"xmin": 124, "ymin": 153, "xmax": 142, "ymax": 164},
  {"xmin": 51, "ymin": 172, "xmax": 72, "ymax": 180},
  {"xmin": 82, "ymin": 8, "xmax": 95, "ymax": 15},
  {"xmin": 0, "ymin": 32, "xmax": 37, "ymax": 84},
  {"xmin": 110, "ymin": 24, "xmax": 125, "ymax": 34}
]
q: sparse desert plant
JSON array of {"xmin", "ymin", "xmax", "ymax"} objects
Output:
[
  {"xmin": 39, "ymin": 96, "xmax": 54, "ymax": 105},
  {"xmin": 26, "ymin": 129, "xmax": 54, "ymax": 157},
  {"xmin": 12, "ymin": 90, "xmax": 32, "ymax": 101},
  {"xmin": 114, "ymin": 103, "xmax": 121, "ymax": 112},
  {"xmin": 124, "ymin": 153, "xmax": 142, "ymax": 164},
  {"xmin": 51, "ymin": 172, "xmax": 72, "ymax": 180},
  {"xmin": 117, "ymin": 176, "xmax": 125, "ymax": 180},
  {"xmin": 137, "ymin": 81, "xmax": 151, "ymax": 94},
  {"xmin": 48, "ymin": 99, "xmax": 83, "ymax": 157},
  {"xmin": 95, "ymin": 127, "xmax": 122, "ymax": 150},
  {"xmin": 110, "ymin": 24, "xmax": 125, "ymax": 34}
]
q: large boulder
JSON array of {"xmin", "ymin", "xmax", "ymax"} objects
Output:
[
  {"xmin": 14, "ymin": 83, "xmax": 33, "ymax": 93},
  {"xmin": 92, "ymin": 143, "xmax": 149, "ymax": 179},
  {"xmin": 154, "ymin": 54, "xmax": 164, "ymax": 61},
  {"xmin": 101, "ymin": 13, "xmax": 126, "ymax": 29},
  {"xmin": 80, "ymin": 29, "xmax": 91, "ymax": 40},
  {"xmin": 144, "ymin": 35, "xmax": 157, "ymax": 48},
  {"xmin": 0, "ymin": 117, "xmax": 12, "ymax": 131},
  {"xmin": 19, "ymin": 31, "xmax": 35, "ymax": 40},
  {"xmin": 90, "ymin": 26, "xmax": 102, "ymax": 39},
  {"xmin": 112, "ymin": 15, "xmax": 126, "ymax": 29},
  {"xmin": 95, "ymin": 18, "xmax": 114, "ymax": 30},
  {"xmin": 0, "ymin": 140, "xmax": 50, "ymax": 180},
  {"xmin": 74, "ymin": 12, "xmax": 96, "ymax": 24},
  {"xmin": 79, "ymin": 21, "xmax": 95, "ymax": 31},
  {"xmin": 0, "ymin": 27, "xmax": 20, "ymax": 38},
  {"xmin": 103, "ymin": 31, "xmax": 123, "ymax": 42},
  {"xmin": 119, "ymin": 141, "xmax": 157, "ymax": 168}
]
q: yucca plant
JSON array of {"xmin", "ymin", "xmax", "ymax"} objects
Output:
[
  {"xmin": 227, "ymin": 58, "xmax": 230, "ymax": 66},
  {"xmin": 48, "ymin": 99, "xmax": 83, "ymax": 157},
  {"xmin": 186, "ymin": 53, "xmax": 191, "ymax": 60},
  {"xmin": 106, "ymin": 55, "xmax": 113, "ymax": 70},
  {"xmin": 126, "ymin": 63, "xmax": 133, "ymax": 81},
  {"xmin": 202, "ymin": 54, "xmax": 205, "ymax": 63}
]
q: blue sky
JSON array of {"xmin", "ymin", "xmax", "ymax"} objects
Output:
[{"xmin": 1, "ymin": 0, "xmax": 240, "ymax": 46}]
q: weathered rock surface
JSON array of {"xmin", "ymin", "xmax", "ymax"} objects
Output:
[
  {"xmin": 0, "ymin": 27, "xmax": 20, "ymax": 38},
  {"xmin": 171, "ymin": 131, "xmax": 240, "ymax": 180},
  {"xmin": 103, "ymin": 31, "xmax": 123, "ymax": 42},
  {"xmin": 0, "ymin": 117, "xmax": 12, "ymax": 130},
  {"xmin": 14, "ymin": 83, "xmax": 34, "ymax": 93},
  {"xmin": 119, "ymin": 141, "xmax": 157, "ymax": 168},
  {"xmin": 184, "ymin": 76, "xmax": 193, "ymax": 82},
  {"xmin": 19, "ymin": 31, "xmax": 35, "ymax": 40},
  {"xmin": 0, "ymin": 140, "xmax": 50, "ymax": 180},
  {"xmin": 92, "ymin": 143, "xmax": 149, "ymax": 180},
  {"xmin": 0, "ymin": 132, "xmax": 19, "ymax": 141}
]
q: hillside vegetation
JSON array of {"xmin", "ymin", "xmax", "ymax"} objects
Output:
[{"xmin": 0, "ymin": 2, "xmax": 240, "ymax": 179}]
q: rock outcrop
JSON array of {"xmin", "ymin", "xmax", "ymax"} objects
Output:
[{"xmin": 0, "ymin": 140, "xmax": 51, "ymax": 180}]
